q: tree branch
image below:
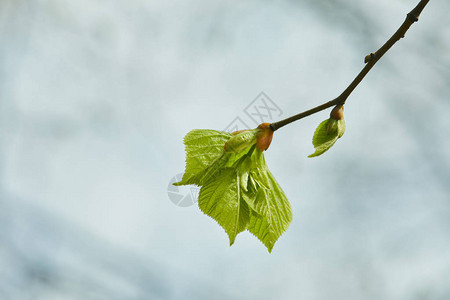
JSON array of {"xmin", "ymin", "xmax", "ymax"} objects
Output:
[{"xmin": 270, "ymin": 0, "xmax": 430, "ymax": 132}]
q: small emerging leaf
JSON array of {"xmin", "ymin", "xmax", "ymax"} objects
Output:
[
  {"xmin": 224, "ymin": 129, "xmax": 258, "ymax": 153},
  {"xmin": 308, "ymin": 118, "xmax": 345, "ymax": 157}
]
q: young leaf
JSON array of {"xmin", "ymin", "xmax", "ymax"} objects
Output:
[
  {"xmin": 244, "ymin": 153, "xmax": 292, "ymax": 252},
  {"xmin": 174, "ymin": 129, "xmax": 231, "ymax": 186},
  {"xmin": 308, "ymin": 119, "xmax": 345, "ymax": 157},
  {"xmin": 198, "ymin": 168, "xmax": 250, "ymax": 245},
  {"xmin": 175, "ymin": 126, "xmax": 292, "ymax": 252},
  {"xmin": 224, "ymin": 129, "xmax": 258, "ymax": 153}
]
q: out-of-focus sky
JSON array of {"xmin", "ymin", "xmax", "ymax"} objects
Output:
[{"xmin": 1, "ymin": 0, "xmax": 449, "ymax": 299}]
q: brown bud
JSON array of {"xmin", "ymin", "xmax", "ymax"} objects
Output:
[
  {"xmin": 330, "ymin": 105, "xmax": 344, "ymax": 121},
  {"xmin": 364, "ymin": 53, "xmax": 375, "ymax": 63},
  {"xmin": 256, "ymin": 123, "xmax": 274, "ymax": 151}
]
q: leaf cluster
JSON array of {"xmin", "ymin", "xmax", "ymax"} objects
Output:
[{"xmin": 175, "ymin": 129, "xmax": 292, "ymax": 252}]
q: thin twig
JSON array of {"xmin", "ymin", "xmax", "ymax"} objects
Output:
[{"xmin": 270, "ymin": 0, "xmax": 430, "ymax": 132}]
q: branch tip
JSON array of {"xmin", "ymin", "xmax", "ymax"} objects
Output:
[{"xmin": 269, "ymin": 0, "xmax": 430, "ymax": 131}]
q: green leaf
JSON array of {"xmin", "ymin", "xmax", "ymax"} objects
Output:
[
  {"xmin": 224, "ymin": 129, "xmax": 258, "ymax": 153},
  {"xmin": 308, "ymin": 119, "xmax": 345, "ymax": 158},
  {"xmin": 175, "ymin": 129, "xmax": 292, "ymax": 252},
  {"xmin": 337, "ymin": 119, "xmax": 345, "ymax": 138},
  {"xmin": 174, "ymin": 129, "xmax": 231, "ymax": 186},
  {"xmin": 243, "ymin": 152, "xmax": 292, "ymax": 253},
  {"xmin": 198, "ymin": 168, "xmax": 250, "ymax": 245}
]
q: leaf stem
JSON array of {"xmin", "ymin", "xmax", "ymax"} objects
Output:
[{"xmin": 270, "ymin": 0, "xmax": 430, "ymax": 132}]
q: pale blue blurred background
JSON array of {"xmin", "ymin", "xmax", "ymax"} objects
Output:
[{"xmin": 1, "ymin": 0, "xmax": 450, "ymax": 299}]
